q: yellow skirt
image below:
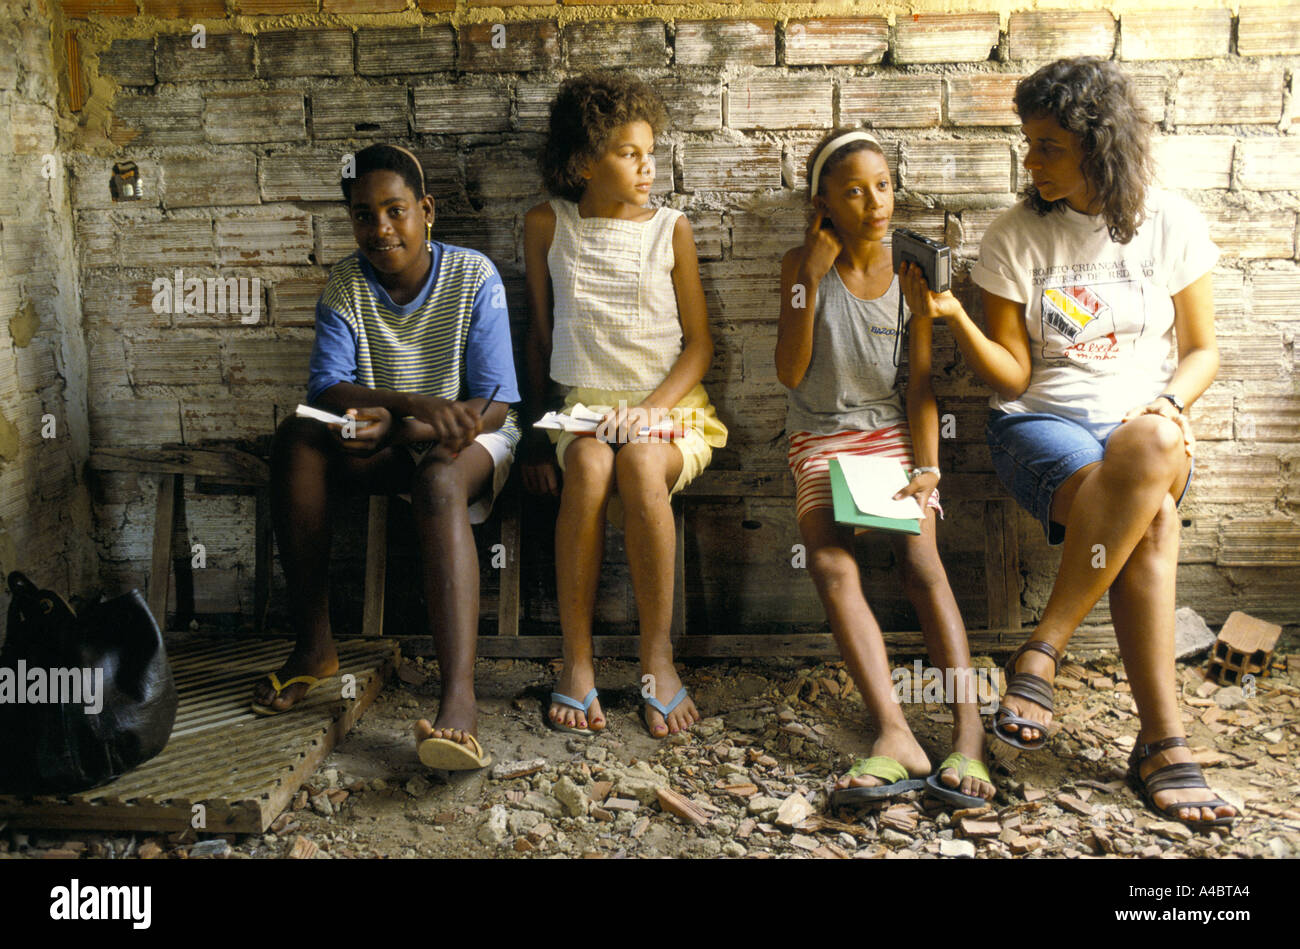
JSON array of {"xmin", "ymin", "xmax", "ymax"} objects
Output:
[{"xmin": 550, "ymin": 382, "xmax": 728, "ymax": 524}]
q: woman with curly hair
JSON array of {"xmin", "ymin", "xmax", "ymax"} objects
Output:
[
  {"xmin": 898, "ymin": 57, "xmax": 1235, "ymax": 829},
  {"xmin": 520, "ymin": 72, "xmax": 727, "ymax": 737}
]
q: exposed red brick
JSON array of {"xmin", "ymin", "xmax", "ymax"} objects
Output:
[
  {"xmin": 138, "ymin": 0, "xmax": 226, "ymax": 15},
  {"xmin": 61, "ymin": 0, "xmax": 136, "ymax": 17}
]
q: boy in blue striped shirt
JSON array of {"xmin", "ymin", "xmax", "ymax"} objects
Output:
[{"xmin": 252, "ymin": 145, "xmax": 520, "ymax": 771}]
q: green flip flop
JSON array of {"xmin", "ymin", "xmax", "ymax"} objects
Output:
[
  {"xmin": 830, "ymin": 755, "xmax": 926, "ymax": 806},
  {"xmin": 925, "ymin": 752, "xmax": 994, "ymax": 809}
]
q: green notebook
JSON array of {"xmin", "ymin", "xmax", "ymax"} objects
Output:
[{"xmin": 827, "ymin": 457, "xmax": 922, "ymax": 535}]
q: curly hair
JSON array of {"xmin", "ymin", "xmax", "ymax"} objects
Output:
[
  {"xmin": 1014, "ymin": 57, "xmax": 1154, "ymax": 244},
  {"xmin": 540, "ymin": 72, "xmax": 669, "ymax": 202},
  {"xmin": 804, "ymin": 127, "xmax": 887, "ymax": 200},
  {"xmin": 340, "ymin": 143, "xmax": 426, "ymax": 204}
]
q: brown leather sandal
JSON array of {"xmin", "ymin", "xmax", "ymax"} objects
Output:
[
  {"xmin": 1127, "ymin": 736, "xmax": 1236, "ymax": 830},
  {"xmin": 991, "ymin": 640, "xmax": 1061, "ymax": 751}
]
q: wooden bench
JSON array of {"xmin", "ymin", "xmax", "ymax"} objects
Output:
[
  {"xmin": 89, "ymin": 446, "xmax": 521, "ymax": 638},
  {"xmin": 91, "ymin": 450, "xmax": 1054, "ymax": 656}
]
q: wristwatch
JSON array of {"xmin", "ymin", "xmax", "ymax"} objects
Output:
[{"xmin": 1157, "ymin": 393, "xmax": 1184, "ymax": 414}]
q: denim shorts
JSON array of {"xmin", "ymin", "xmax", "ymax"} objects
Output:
[{"xmin": 985, "ymin": 410, "xmax": 1194, "ymax": 546}]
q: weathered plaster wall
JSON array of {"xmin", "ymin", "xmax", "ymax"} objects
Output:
[
  {"xmin": 36, "ymin": 0, "xmax": 1300, "ymax": 635},
  {"xmin": 0, "ymin": 0, "xmax": 97, "ymax": 624}
]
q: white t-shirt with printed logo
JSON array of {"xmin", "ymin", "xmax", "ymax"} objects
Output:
[{"xmin": 971, "ymin": 189, "xmax": 1218, "ymax": 439}]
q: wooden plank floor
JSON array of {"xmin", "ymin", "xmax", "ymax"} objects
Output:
[{"xmin": 0, "ymin": 638, "xmax": 398, "ymax": 835}]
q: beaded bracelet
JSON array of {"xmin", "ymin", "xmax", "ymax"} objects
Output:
[{"xmin": 910, "ymin": 466, "xmax": 941, "ymax": 481}]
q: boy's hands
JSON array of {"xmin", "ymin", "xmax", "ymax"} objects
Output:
[
  {"xmin": 333, "ymin": 406, "xmax": 391, "ymax": 452},
  {"xmin": 407, "ymin": 395, "xmax": 483, "ymax": 452},
  {"xmin": 898, "ymin": 260, "xmax": 963, "ymax": 322},
  {"xmin": 893, "ymin": 469, "xmax": 939, "ymax": 516},
  {"xmin": 799, "ymin": 208, "xmax": 842, "ymax": 285},
  {"xmin": 520, "ymin": 430, "xmax": 561, "ymax": 496}
]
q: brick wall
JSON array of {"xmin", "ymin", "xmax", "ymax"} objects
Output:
[
  {"xmin": 0, "ymin": 0, "xmax": 97, "ymax": 625},
  {"xmin": 45, "ymin": 1, "xmax": 1300, "ymax": 636}
]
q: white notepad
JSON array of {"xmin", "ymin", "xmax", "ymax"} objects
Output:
[{"xmin": 834, "ymin": 455, "xmax": 924, "ymax": 520}]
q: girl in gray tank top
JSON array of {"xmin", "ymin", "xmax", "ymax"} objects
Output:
[
  {"xmin": 775, "ymin": 128, "xmax": 992, "ymax": 813},
  {"xmin": 785, "ymin": 265, "xmax": 909, "ymax": 437}
]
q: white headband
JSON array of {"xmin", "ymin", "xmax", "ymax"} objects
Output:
[{"xmin": 809, "ymin": 131, "xmax": 883, "ymax": 198}]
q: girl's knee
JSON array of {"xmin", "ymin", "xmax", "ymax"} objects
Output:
[
  {"xmin": 565, "ymin": 440, "xmax": 615, "ymax": 481},
  {"xmin": 897, "ymin": 544, "xmax": 946, "ymax": 593},
  {"xmin": 808, "ymin": 546, "xmax": 858, "ymax": 591},
  {"xmin": 1108, "ymin": 415, "xmax": 1183, "ymax": 473}
]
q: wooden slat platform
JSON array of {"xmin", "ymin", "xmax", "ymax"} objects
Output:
[{"xmin": 0, "ymin": 638, "xmax": 398, "ymax": 834}]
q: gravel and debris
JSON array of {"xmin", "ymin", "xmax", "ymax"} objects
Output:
[{"xmin": 3, "ymin": 650, "xmax": 1297, "ymax": 859}]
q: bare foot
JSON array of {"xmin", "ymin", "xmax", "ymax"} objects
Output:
[
  {"xmin": 834, "ymin": 729, "xmax": 929, "ymax": 790},
  {"xmin": 414, "ymin": 689, "xmax": 480, "ymax": 751},
  {"xmin": 251, "ymin": 642, "xmax": 339, "ymax": 713},
  {"xmin": 1137, "ymin": 738, "xmax": 1237, "ymax": 825},
  {"xmin": 641, "ymin": 662, "xmax": 698, "ymax": 737},
  {"xmin": 548, "ymin": 662, "xmax": 604, "ymax": 732},
  {"xmin": 996, "ymin": 647, "xmax": 1056, "ymax": 744}
]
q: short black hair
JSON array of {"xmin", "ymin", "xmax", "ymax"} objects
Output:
[
  {"xmin": 341, "ymin": 143, "xmax": 426, "ymax": 204},
  {"xmin": 540, "ymin": 72, "xmax": 669, "ymax": 202}
]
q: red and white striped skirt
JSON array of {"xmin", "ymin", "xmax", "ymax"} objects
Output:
[{"xmin": 787, "ymin": 424, "xmax": 944, "ymax": 525}]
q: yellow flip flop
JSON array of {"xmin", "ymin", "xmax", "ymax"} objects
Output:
[
  {"xmin": 250, "ymin": 672, "xmax": 328, "ymax": 716},
  {"xmin": 418, "ymin": 731, "xmax": 492, "ymax": 771},
  {"xmin": 925, "ymin": 752, "xmax": 994, "ymax": 808}
]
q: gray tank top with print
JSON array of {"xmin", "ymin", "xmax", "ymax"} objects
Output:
[{"xmin": 785, "ymin": 265, "xmax": 909, "ymax": 436}]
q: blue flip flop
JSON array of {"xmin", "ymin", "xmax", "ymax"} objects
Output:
[
  {"xmin": 644, "ymin": 686, "xmax": 690, "ymax": 737},
  {"xmin": 548, "ymin": 687, "xmax": 601, "ymax": 736}
]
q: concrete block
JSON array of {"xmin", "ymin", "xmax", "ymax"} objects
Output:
[
  {"xmin": 894, "ymin": 14, "xmax": 1000, "ymax": 64},
  {"xmin": 156, "ymin": 32, "xmax": 254, "ymax": 82},
  {"xmin": 458, "ymin": 21, "xmax": 559, "ymax": 72},
  {"xmin": 682, "ymin": 142, "xmax": 781, "ymax": 192},
  {"xmin": 902, "ymin": 141, "xmax": 1012, "ymax": 194},
  {"xmin": 566, "ymin": 20, "xmax": 666, "ymax": 70},
  {"xmin": 204, "ymin": 90, "xmax": 306, "ymax": 145},
  {"xmin": 216, "ymin": 209, "xmax": 313, "ymax": 266},
  {"xmin": 127, "ymin": 335, "xmax": 224, "ymax": 385},
  {"xmin": 675, "ymin": 20, "xmax": 774, "ymax": 67},
  {"xmin": 311, "ymin": 85, "xmax": 407, "ymax": 139},
  {"xmin": 257, "ymin": 29, "xmax": 353, "ymax": 78},
  {"xmin": 112, "ymin": 93, "xmax": 203, "ymax": 147},
  {"xmin": 1204, "ymin": 208, "xmax": 1295, "ymax": 258},
  {"xmin": 164, "ymin": 152, "xmax": 260, "ymax": 208},
  {"xmin": 1238, "ymin": 139, "xmax": 1300, "ymax": 192},
  {"xmin": 1173, "ymin": 72, "xmax": 1284, "ymax": 126},
  {"xmin": 1151, "ymin": 136, "xmax": 1235, "ymax": 191},
  {"xmin": 413, "ymin": 84, "xmax": 511, "ymax": 134},
  {"xmin": 945, "ymin": 74, "xmax": 1022, "ymax": 127},
  {"xmin": 1121, "ymin": 10, "xmax": 1231, "ymax": 60},
  {"xmin": 841, "ymin": 76, "xmax": 941, "ymax": 128},
  {"xmin": 783, "ymin": 18, "xmax": 888, "ymax": 66},
  {"xmin": 1238, "ymin": 6, "xmax": 1300, "ymax": 56},
  {"xmin": 357, "ymin": 26, "xmax": 455, "ymax": 75},
  {"xmin": 97, "ymin": 38, "xmax": 155, "ymax": 86},
  {"xmin": 89, "ymin": 399, "xmax": 182, "ymax": 446},
  {"xmin": 260, "ymin": 152, "xmax": 345, "ymax": 202},
  {"xmin": 1007, "ymin": 11, "xmax": 1115, "ymax": 61}
]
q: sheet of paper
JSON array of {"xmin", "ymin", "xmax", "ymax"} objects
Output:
[
  {"xmin": 296, "ymin": 404, "xmax": 354, "ymax": 427},
  {"xmin": 533, "ymin": 403, "xmax": 678, "ymax": 436},
  {"xmin": 834, "ymin": 454, "xmax": 924, "ymax": 520}
]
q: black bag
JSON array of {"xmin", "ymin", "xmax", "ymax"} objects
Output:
[{"xmin": 0, "ymin": 572, "xmax": 178, "ymax": 794}]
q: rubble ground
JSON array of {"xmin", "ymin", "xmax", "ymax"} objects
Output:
[{"xmin": 3, "ymin": 652, "xmax": 1297, "ymax": 860}]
